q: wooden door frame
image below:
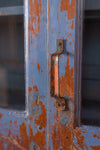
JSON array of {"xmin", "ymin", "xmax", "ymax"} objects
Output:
[{"xmin": 74, "ymin": 0, "xmax": 84, "ymax": 127}]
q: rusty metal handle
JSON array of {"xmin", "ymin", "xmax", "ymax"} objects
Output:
[{"xmin": 50, "ymin": 40, "xmax": 66, "ymax": 110}]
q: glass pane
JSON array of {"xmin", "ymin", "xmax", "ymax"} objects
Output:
[
  {"xmin": 0, "ymin": 0, "xmax": 23, "ymax": 7},
  {"xmin": 81, "ymin": 0, "xmax": 100, "ymax": 126},
  {"xmin": 0, "ymin": 1, "xmax": 25, "ymax": 110}
]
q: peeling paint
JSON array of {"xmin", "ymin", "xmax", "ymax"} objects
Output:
[
  {"xmin": 37, "ymin": 62, "xmax": 43, "ymax": 73},
  {"xmin": 60, "ymin": 0, "xmax": 76, "ymax": 19},
  {"xmin": 71, "ymin": 20, "xmax": 74, "ymax": 30},
  {"xmin": 51, "ymin": 122, "xmax": 73, "ymax": 150},
  {"xmin": 0, "ymin": 0, "xmax": 100, "ymax": 150},
  {"xmin": 28, "ymin": 0, "xmax": 43, "ymax": 56},
  {"xmin": 35, "ymin": 101, "xmax": 47, "ymax": 129},
  {"xmin": 0, "ymin": 134, "xmax": 25, "ymax": 150},
  {"xmin": 90, "ymin": 146, "xmax": 100, "ymax": 150},
  {"xmin": 73, "ymin": 128, "xmax": 87, "ymax": 149},
  {"xmin": 28, "ymin": 85, "xmax": 39, "ymax": 98},
  {"xmin": 0, "ymin": 114, "xmax": 3, "ymax": 119}
]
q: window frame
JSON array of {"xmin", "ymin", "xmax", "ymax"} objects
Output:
[
  {"xmin": 74, "ymin": 0, "xmax": 84, "ymax": 127},
  {"xmin": 0, "ymin": 0, "xmax": 29, "ymax": 116}
]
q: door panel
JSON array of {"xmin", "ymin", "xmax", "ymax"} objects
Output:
[
  {"xmin": 48, "ymin": 0, "xmax": 75, "ymax": 149},
  {"xmin": 28, "ymin": 0, "xmax": 47, "ymax": 149},
  {"xmin": 0, "ymin": 0, "xmax": 47, "ymax": 149},
  {"xmin": 0, "ymin": 0, "xmax": 100, "ymax": 150}
]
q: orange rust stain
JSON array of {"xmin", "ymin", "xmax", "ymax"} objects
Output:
[
  {"xmin": 14, "ymin": 120, "xmax": 17, "ymax": 124},
  {"xmin": 93, "ymin": 134, "xmax": 100, "ymax": 139},
  {"xmin": 0, "ymin": 113, "xmax": 3, "ymax": 119},
  {"xmin": 51, "ymin": 2, "xmax": 53, "ymax": 5},
  {"xmin": 60, "ymin": 53, "xmax": 74, "ymax": 99},
  {"xmin": 35, "ymin": 101, "xmax": 47, "ymax": 129},
  {"xmin": 37, "ymin": 62, "xmax": 43, "ymax": 73},
  {"xmin": 71, "ymin": 20, "xmax": 74, "ymax": 30},
  {"xmin": 67, "ymin": 33, "xmax": 72, "ymax": 38},
  {"xmin": 0, "ymin": 141, "xmax": 5, "ymax": 150},
  {"xmin": 90, "ymin": 146, "xmax": 100, "ymax": 150},
  {"xmin": 29, "ymin": 127, "xmax": 46, "ymax": 150},
  {"xmin": 10, "ymin": 120, "xmax": 12, "ymax": 124},
  {"xmin": 29, "ymin": 100, "xmax": 47, "ymax": 150},
  {"xmin": 69, "ymin": 41, "xmax": 72, "ymax": 45},
  {"xmin": 74, "ymin": 130, "xmax": 85, "ymax": 149},
  {"xmin": 37, "ymin": 62, "xmax": 41, "ymax": 73},
  {"xmin": 28, "ymin": 85, "xmax": 39, "ymax": 97},
  {"xmin": 51, "ymin": 122, "xmax": 73, "ymax": 150},
  {"xmin": 28, "ymin": 0, "xmax": 43, "ymax": 56},
  {"xmin": 0, "ymin": 11, "xmax": 1, "ymax": 15},
  {"xmin": 30, "ymin": 58, "xmax": 34, "ymax": 66},
  {"xmin": 19, "ymin": 122, "xmax": 29, "ymax": 149},
  {"xmin": 73, "ymin": 128, "xmax": 87, "ymax": 150},
  {"xmin": 0, "ymin": 99, "xmax": 47, "ymax": 150},
  {"xmin": 60, "ymin": 0, "xmax": 76, "ymax": 19}
]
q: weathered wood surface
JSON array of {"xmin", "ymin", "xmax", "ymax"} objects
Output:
[{"xmin": 0, "ymin": 0, "xmax": 100, "ymax": 150}]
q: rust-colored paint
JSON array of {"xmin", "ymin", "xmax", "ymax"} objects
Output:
[
  {"xmin": 28, "ymin": 85, "xmax": 39, "ymax": 97},
  {"xmin": 0, "ymin": 99, "xmax": 47, "ymax": 150},
  {"xmin": 14, "ymin": 120, "xmax": 17, "ymax": 124},
  {"xmin": 0, "ymin": 113, "xmax": 3, "ymax": 119},
  {"xmin": 28, "ymin": 0, "xmax": 43, "ymax": 56},
  {"xmin": 60, "ymin": 0, "xmax": 76, "ymax": 19},
  {"xmin": 51, "ymin": 122, "xmax": 73, "ymax": 150},
  {"xmin": 29, "ymin": 100, "xmax": 47, "ymax": 150},
  {"xmin": 37, "ymin": 62, "xmax": 41, "ymax": 73},
  {"xmin": 67, "ymin": 33, "xmax": 72, "ymax": 38},
  {"xmin": 0, "ymin": 11, "xmax": 1, "ymax": 15},
  {"xmin": 93, "ymin": 134, "xmax": 100, "ymax": 139},
  {"xmin": 90, "ymin": 146, "xmax": 100, "ymax": 150},
  {"xmin": 69, "ymin": 41, "xmax": 72, "ymax": 45},
  {"xmin": 71, "ymin": 20, "xmax": 74, "ymax": 30},
  {"xmin": 0, "ymin": 133, "xmax": 26, "ymax": 150},
  {"xmin": 74, "ymin": 128, "xmax": 87, "ymax": 149},
  {"xmin": 60, "ymin": 53, "xmax": 74, "ymax": 99},
  {"xmin": 37, "ymin": 62, "xmax": 43, "ymax": 73},
  {"xmin": 35, "ymin": 101, "xmax": 47, "ymax": 129}
]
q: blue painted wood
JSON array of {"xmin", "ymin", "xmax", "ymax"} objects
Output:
[{"xmin": 0, "ymin": 0, "xmax": 100, "ymax": 149}]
